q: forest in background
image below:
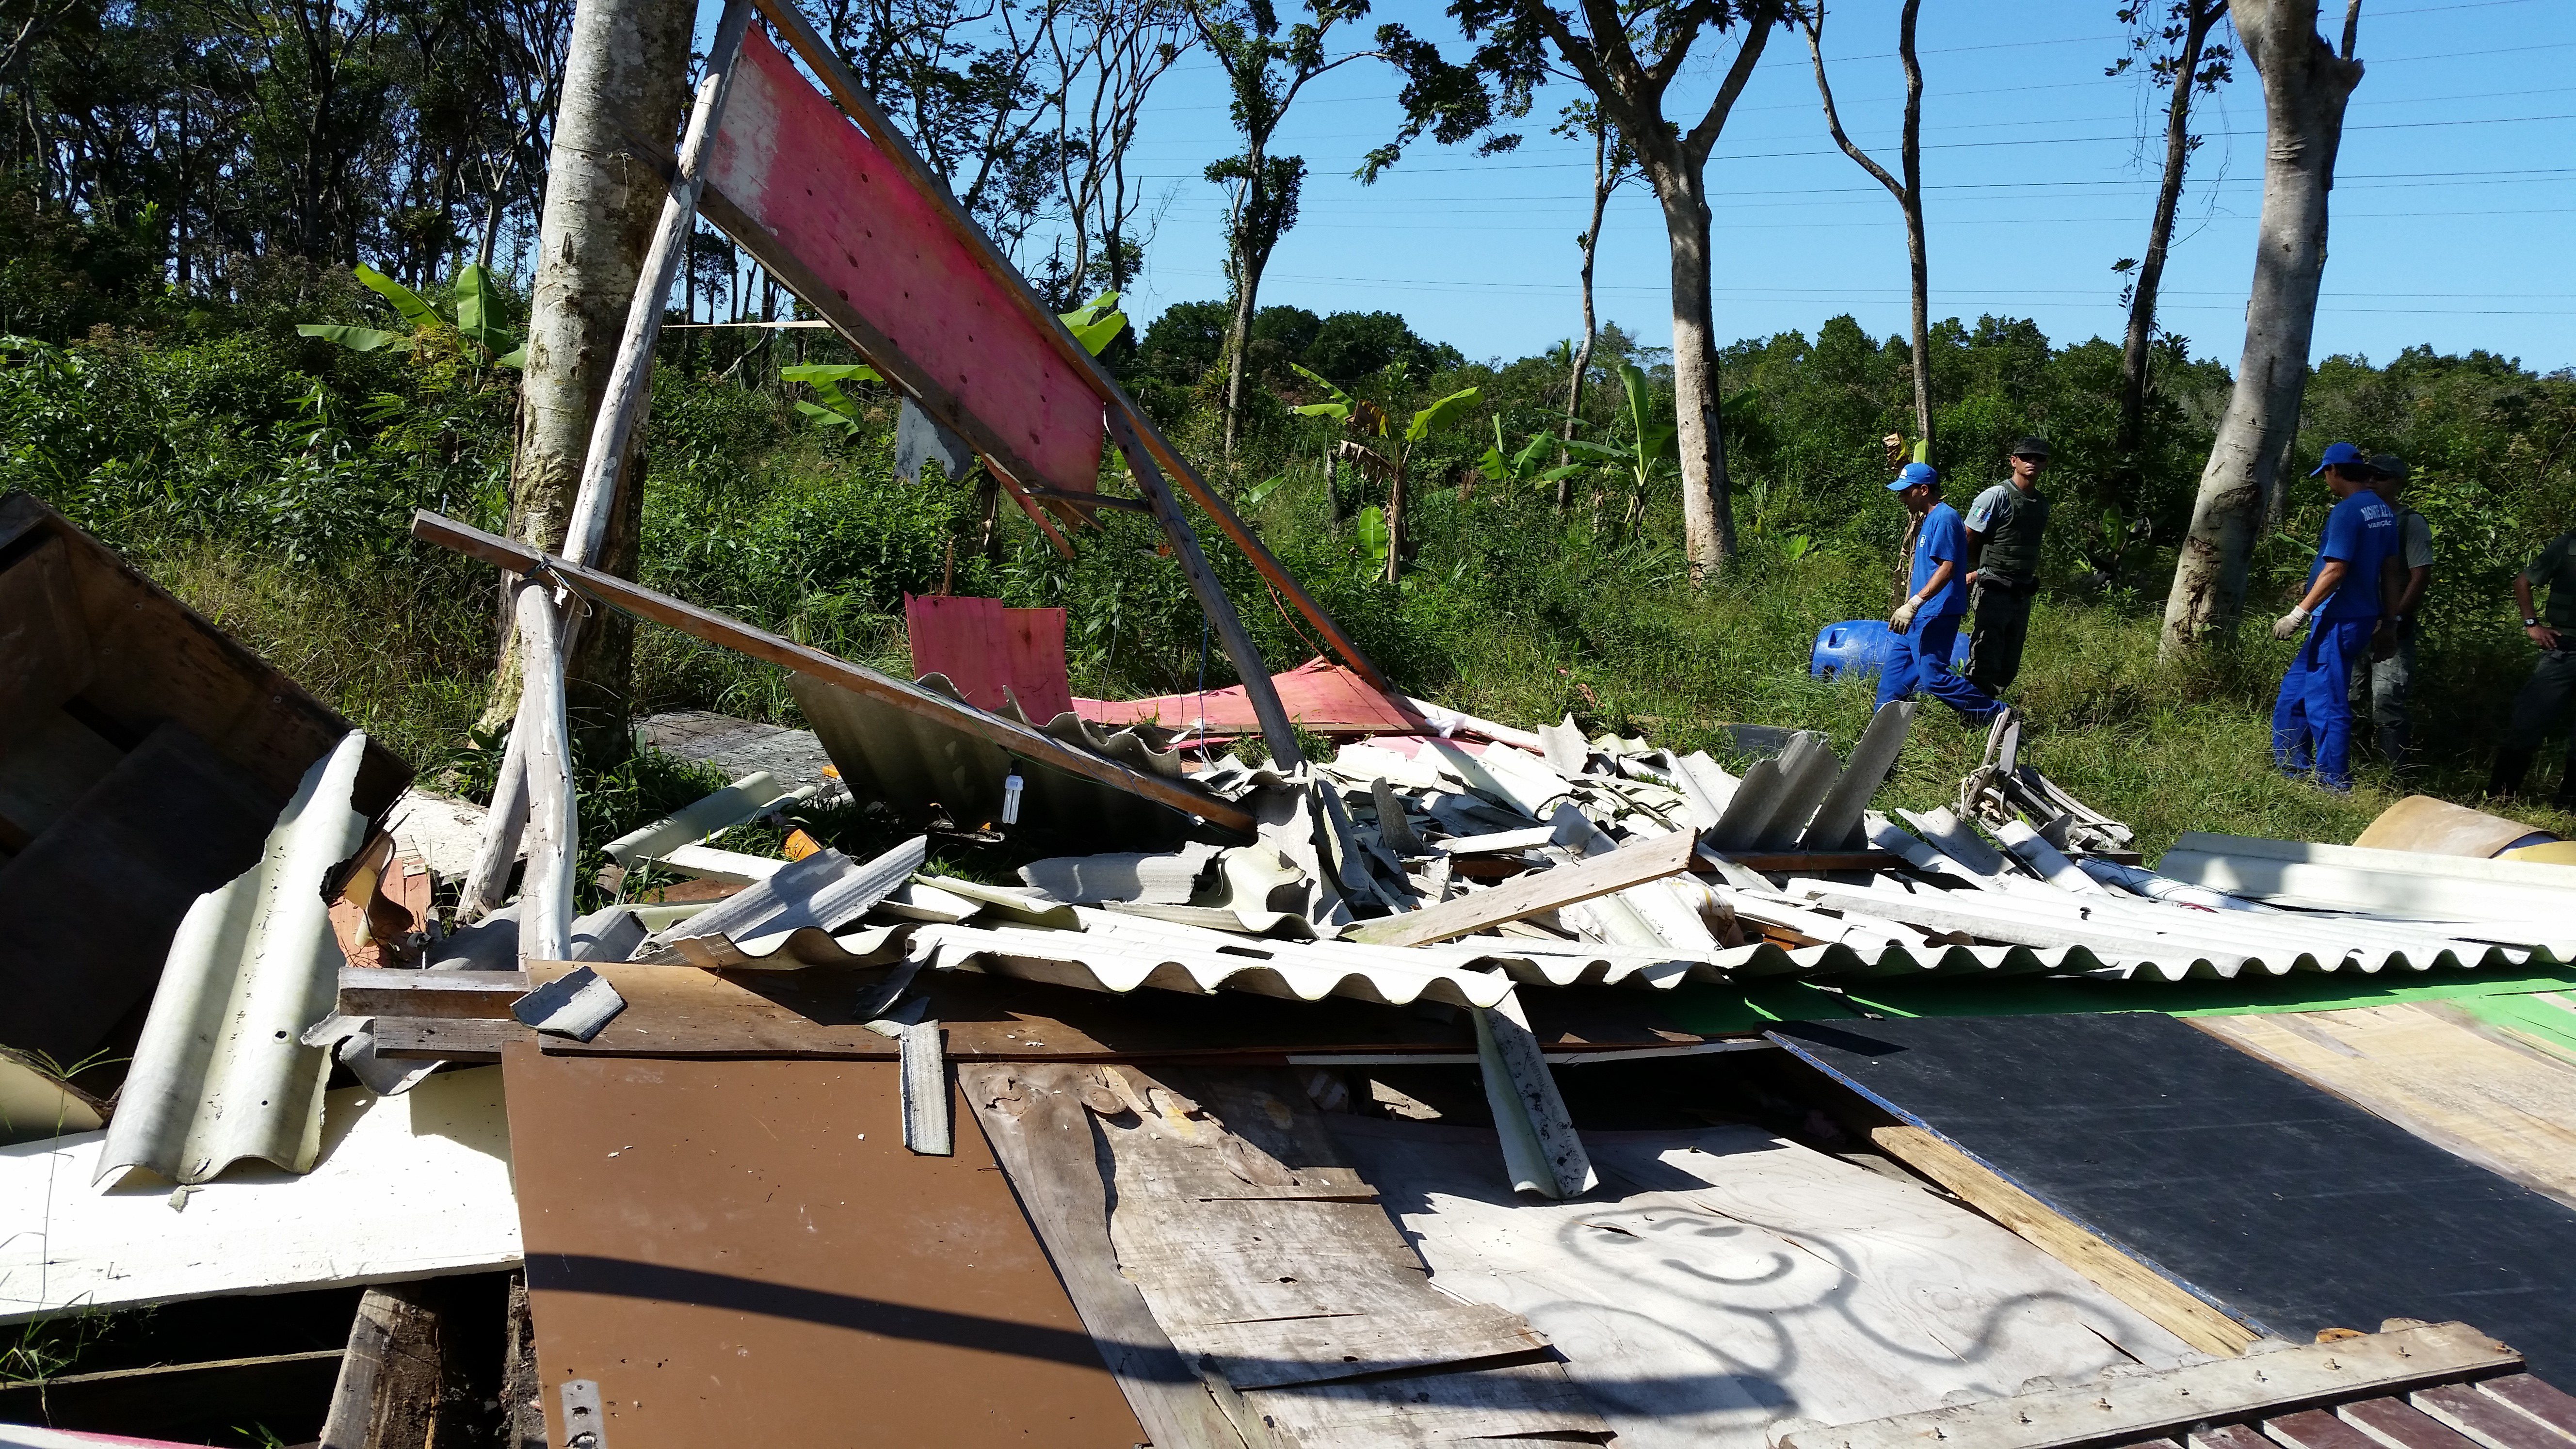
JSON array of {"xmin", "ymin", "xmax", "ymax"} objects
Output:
[{"xmin": 0, "ymin": 0, "xmax": 2573, "ymax": 862}]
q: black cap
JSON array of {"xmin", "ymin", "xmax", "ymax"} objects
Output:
[
  {"xmin": 2011, "ymin": 436, "xmax": 2051, "ymax": 460},
  {"xmin": 2369, "ymin": 453, "xmax": 2408, "ymax": 483}
]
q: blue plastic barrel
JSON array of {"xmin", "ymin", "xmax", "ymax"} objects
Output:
[{"xmin": 1811, "ymin": 619, "xmax": 1972, "ymax": 680}]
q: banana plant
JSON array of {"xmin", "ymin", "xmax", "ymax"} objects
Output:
[
  {"xmin": 1477, "ymin": 416, "xmax": 1583, "ymax": 491},
  {"xmin": 1285, "ymin": 362, "xmax": 1480, "ymax": 583},
  {"xmin": 783, "ymin": 292, "xmax": 1129, "ymax": 437},
  {"xmin": 298, "ymin": 264, "xmax": 526, "ymax": 369},
  {"xmin": 1560, "ymin": 360, "xmax": 1674, "ymax": 539}
]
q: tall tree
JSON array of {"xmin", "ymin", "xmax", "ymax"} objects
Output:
[
  {"xmin": 1193, "ymin": 0, "xmax": 1375, "ymax": 462},
  {"xmin": 1046, "ymin": 0, "xmax": 1191, "ymax": 301},
  {"xmin": 2159, "ymin": 0, "xmax": 2361, "ymax": 654},
  {"xmin": 479, "ymin": 0, "xmax": 693, "ymax": 739},
  {"xmin": 2110, "ymin": 0, "xmax": 2232, "ymax": 470},
  {"xmin": 1802, "ymin": 0, "xmax": 1931, "ymax": 445},
  {"xmin": 1554, "ymin": 97, "xmax": 1636, "ymax": 511},
  {"xmin": 1384, "ymin": 0, "xmax": 1790, "ymax": 580}
]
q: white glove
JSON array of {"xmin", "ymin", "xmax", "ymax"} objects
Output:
[
  {"xmin": 2271, "ymin": 605, "xmax": 2312, "ymax": 641},
  {"xmin": 1890, "ymin": 598, "xmax": 1920, "ymax": 633}
]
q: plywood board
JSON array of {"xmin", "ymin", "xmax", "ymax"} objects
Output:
[
  {"xmin": 0, "ymin": 1066, "xmax": 519, "ymax": 1323},
  {"xmin": 2191, "ymin": 1004, "xmax": 2576, "ymax": 1209},
  {"xmin": 503, "ymin": 1045, "xmax": 1145, "ymax": 1449},
  {"xmin": 1768, "ymin": 1014, "xmax": 2576, "ymax": 1382},
  {"xmin": 1327, "ymin": 1115, "xmax": 2196, "ymax": 1449}
]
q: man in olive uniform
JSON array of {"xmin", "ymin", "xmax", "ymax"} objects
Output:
[
  {"xmin": 2489, "ymin": 524, "xmax": 2576, "ymax": 806},
  {"xmin": 1962, "ymin": 437, "xmax": 2052, "ymax": 695},
  {"xmin": 2349, "ymin": 455, "xmax": 2432, "ymax": 772}
]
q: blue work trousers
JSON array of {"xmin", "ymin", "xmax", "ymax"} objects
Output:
[
  {"xmin": 1876, "ymin": 610, "xmax": 2000, "ymax": 724},
  {"xmin": 2272, "ymin": 616, "xmax": 2376, "ymax": 789}
]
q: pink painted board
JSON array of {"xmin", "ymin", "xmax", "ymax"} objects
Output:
[
  {"xmin": 709, "ymin": 29, "xmax": 1103, "ymax": 494},
  {"xmin": 1074, "ymin": 657, "xmax": 1423, "ymax": 737}
]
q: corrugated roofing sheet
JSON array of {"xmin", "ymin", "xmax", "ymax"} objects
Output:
[{"xmin": 96, "ymin": 732, "xmax": 371, "ymax": 1186}]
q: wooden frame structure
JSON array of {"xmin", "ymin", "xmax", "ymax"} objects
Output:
[{"xmin": 457, "ymin": 0, "xmax": 1394, "ymax": 957}]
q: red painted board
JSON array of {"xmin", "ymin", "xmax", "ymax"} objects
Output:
[
  {"xmin": 1001, "ymin": 606, "xmax": 1075, "ymax": 723},
  {"xmin": 1075, "ymin": 656, "xmax": 1424, "ymax": 737},
  {"xmin": 904, "ymin": 595, "xmax": 1072, "ymax": 722},
  {"xmin": 708, "ymin": 28, "xmax": 1103, "ymax": 495}
]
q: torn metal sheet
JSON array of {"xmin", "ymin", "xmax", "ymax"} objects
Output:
[
  {"xmin": 1018, "ymin": 841, "xmax": 1222, "ymax": 905},
  {"xmin": 893, "ymin": 395, "xmax": 976, "ymax": 485},
  {"xmin": 899, "ymin": 1019, "xmax": 951, "ymax": 1154},
  {"xmin": 2159, "ymin": 831, "xmax": 2576, "ymax": 920},
  {"xmin": 601, "ymin": 769, "xmax": 798, "ymax": 867},
  {"xmin": 791, "ymin": 670, "xmax": 1217, "ymax": 843},
  {"xmin": 97, "ymin": 733, "xmax": 371, "ymax": 1187},
  {"xmin": 512, "ymin": 965, "xmax": 629, "ymax": 1041},
  {"xmin": 636, "ymin": 836, "xmax": 927, "ymax": 958}
]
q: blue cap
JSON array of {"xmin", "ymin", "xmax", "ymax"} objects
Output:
[
  {"xmin": 1887, "ymin": 462, "xmax": 1939, "ymax": 491},
  {"xmin": 2310, "ymin": 441, "xmax": 2367, "ymax": 476}
]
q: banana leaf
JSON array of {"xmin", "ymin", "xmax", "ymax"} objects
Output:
[
  {"xmin": 1405, "ymin": 386, "xmax": 1481, "ymax": 443},
  {"xmin": 1060, "ymin": 292, "xmax": 1127, "ymax": 355},
  {"xmin": 354, "ymin": 265, "xmax": 439, "ymax": 329},
  {"xmin": 295, "ymin": 323, "xmax": 405, "ymax": 352},
  {"xmin": 1355, "ymin": 505, "xmax": 1390, "ymax": 565}
]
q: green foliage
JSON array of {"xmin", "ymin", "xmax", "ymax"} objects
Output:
[{"xmin": 298, "ymin": 263, "xmax": 527, "ymax": 370}]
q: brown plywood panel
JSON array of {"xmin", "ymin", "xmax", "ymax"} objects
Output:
[
  {"xmin": 503, "ymin": 1043, "xmax": 1145, "ymax": 1449},
  {"xmin": 0, "ymin": 532, "xmax": 93, "ymax": 754}
]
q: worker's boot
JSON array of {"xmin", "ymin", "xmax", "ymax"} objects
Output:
[{"xmin": 2488, "ymin": 749, "xmax": 2536, "ymax": 799}]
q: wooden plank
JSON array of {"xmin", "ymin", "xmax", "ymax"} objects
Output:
[
  {"xmin": 321, "ymin": 1282, "xmax": 448, "ymax": 1449},
  {"xmin": 1186, "ymin": 1302, "xmax": 1548, "ymax": 1390},
  {"xmin": 409, "ymin": 510, "xmax": 1253, "ymax": 835},
  {"xmin": 1867, "ymin": 1124, "xmax": 2260, "ymax": 1356},
  {"xmin": 1777, "ymin": 1323, "xmax": 2525, "ymax": 1449},
  {"xmin": 2344, "ymin": 1398, "xmax": 2488, "ymax": 1449},
  {"xmin": 0, "ymin": 1349, "xmax": 346, "ymax": 1442},
  {"xmin": 2269, "ymin": 1409, "xmax": 2398, "ymax": 1449},
  {"xmin": 2190, "ymin": 1006, "xmax": 2576, "ymax": 1210},
  {"xmin": 1095, "ymin": 1067, "xmax": 1607, "ymax": 1446},
  {"xmin": 961, "ymin": 1063, "xmax": 1252, "ymax": 1449},
  {"xmin": 2477, "ymin": 1376, "xmax": 2576, "ymax": 1443},
  {"xmin": 505, "ymin": 1046, "xmax": 1147, "ymax": 1449},
  {"xmin": 339, "ymin": 967, "xmax": 533, "ymax": 1017},
  {"xmin": 2414, "ymin": 1383, "xmax": 2573, "ymax": 1449},
  {"xmin": 1347, "ymin": 828, "xmax": 1698, "ymax": 947},
  {"xmin": 369, "ymin": 1015, "xmax": 531, "ymax": 1062}
]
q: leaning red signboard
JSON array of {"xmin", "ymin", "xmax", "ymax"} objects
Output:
[{"xmin": 706, "ymin": 27, "xmax": 1103, "ymax": 496}]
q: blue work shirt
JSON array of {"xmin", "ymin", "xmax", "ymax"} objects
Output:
[
  {"xmin": 2308, "ymin": 491, "xmax": 2399, "ymax": 621},
  {"xmin": 1911, "ymin": 502, "xmax": 1969, "ymax": 618}
]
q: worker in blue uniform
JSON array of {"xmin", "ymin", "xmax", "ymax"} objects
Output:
[
  {"xmin": 1881, "ymin": 462, "xmax": 2005, "ymax": 725},
  {"xmin": 2270, "ymin": 441, "xmax": 2403, "ymax": 792}
]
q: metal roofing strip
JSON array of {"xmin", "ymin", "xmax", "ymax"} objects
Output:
[
  {"xmin": 641, "ymin": 836, "xmax": 927, "ymax": 957},
  {"xmin": 2157, "ymin": 846, "xmax": 2576, "ymax": 920},
  {"xmin": 2174, "ymin": 831, "xmax": 2576, "ymax": 888},
  {"xmin": 902, "ymin": 921, "xmax": 1520, "ymax": 1008},
  {"xmin": 1753, "ymin": 732, "xmax": 1842, "ymax": 851},
  {"xmin": 1978, "ymin": 873, "xmax": 2552, "ymax": 966},
  {"xmin": 96, "ymin": 733, "xmax": 372, "ymax": 1186},
  {"xmin": 1897, "ymin": 806, "xmax": 2018, "ymax": 880},
  {"xmin": 1802, "ymin": 703, "xmax": 1915, "ymax": 852}
]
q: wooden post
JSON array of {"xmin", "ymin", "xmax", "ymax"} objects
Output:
[
  {"xmin": 321, "ymin": 1283, "xmax": 447, "ymax": 1449},
  {"xmin": 467, "ymin": 0, "xmax": 757, "ymax": 944},
  {"xmin": 1107, "ymin": 409, "xmax": 1305, "ymax": 769}
]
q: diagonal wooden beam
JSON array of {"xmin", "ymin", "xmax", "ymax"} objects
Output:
[{"xmin": 410, "ymin": 511, "xmax": 1254, "ymax": 836}]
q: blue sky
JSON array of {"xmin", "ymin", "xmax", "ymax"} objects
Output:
[{"xmin": 717, "ymin": 0, "xmax": 2576, "ymax": 372}]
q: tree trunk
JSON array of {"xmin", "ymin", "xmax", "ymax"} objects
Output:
[
  {"xmin": 1222, "ymin": 220, "xmax": 1259, "ymax": 461},
  {"xmin": 1654, "ymin": 169, "xmax": 1738, "ymax": 580},
  {"xmin": 2119, "ymin": 2, "xmax": 2222, "ymax": 462},
  {"xmin": 478, "ymin": 0, "xmax": 695, "ymax": 746},
  {"xmin": 1560, "ymin": 126, "xmax": 1609, "ymax": 512},
  {"xmin": 1384, "ymin": 460, "xmax": 1406, "ymax": 585},
  {"xmin": 2159, "ymin": 0, "xmax": 2361, "ymax": 655},
  {"xmin": 1806, "ymin": 0, "xmax": 1929, "ymax": 441}
]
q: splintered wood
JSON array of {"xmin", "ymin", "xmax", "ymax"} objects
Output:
[{"xmin": 965, "ymin": 1064, "xmax": 1610, "ymax": 1447}]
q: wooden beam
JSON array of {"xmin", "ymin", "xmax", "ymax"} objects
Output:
[
  {"xmin": 409, "ymin": 511, "xmax": 1253, "ymax": 835},
  {"xmin": 1778, "ymin": 1320, "xmax": 2522, "ymax": 1449},
  {"xmin": 321, "ymin": 1282, "xmax": 449, "ymax": 1449},
  {"xmin": 1867, "ymin": 1125, "xmax": 2259, "ymax": 1358},
  {"xmin": 1347, "ymin": 830, "xmax": 1699, "ymax": 947},
  {"xmin": 1108, "ymin": 407, "xmax": 1304, "ymax": 768},
  {"xmin": 745, "ymin": 0, "xmax": 1394, "ymax": 699}
]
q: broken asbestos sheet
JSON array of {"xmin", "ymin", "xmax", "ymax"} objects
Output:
[
  {"xmin": 97, "ymin": 732, "xmax": 371, "ymax": 1186},
  {"xmin": 0, "ymin": 1066, "xmax": 519, "ymax": 1323},
  {"xmin": 1327, "ymin": 1116, "xmax": 2196, "ymax": 1449}
]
